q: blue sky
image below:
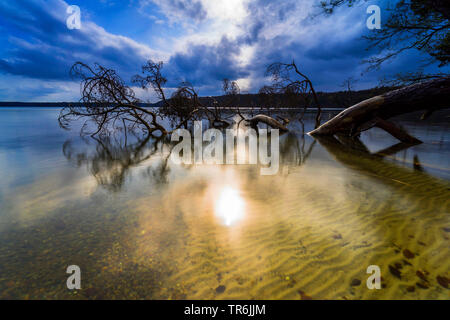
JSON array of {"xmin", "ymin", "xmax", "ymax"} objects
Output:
[{"xmin": 0, "ymin": 0, "xmax": 447, "ymax": 102}]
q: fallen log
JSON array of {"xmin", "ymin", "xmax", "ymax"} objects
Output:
[
  {"xmin": 246, "ymin": 114, "xmax": 289, "ymax": 132},
  {"xmin": 309, "ymin": 77, "xmax": 450, "ymax": 142}
]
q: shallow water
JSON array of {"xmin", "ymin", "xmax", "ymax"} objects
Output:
[{"xmin": 0, "ymin": 107, "xmax": 449, "ymax": 300}]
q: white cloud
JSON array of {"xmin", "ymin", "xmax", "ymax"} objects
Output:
[
  {"xmin": 140, "ymin": 0, "xmax": 251, "ymax": 53},
  {"xmin": 0, "ymin": 75, "xmax": 80, "ymax": 101}
]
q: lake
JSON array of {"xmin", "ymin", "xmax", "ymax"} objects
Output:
[{"xmin": 0, "ymin": 107, "xmax": 449, "ymax": 299}]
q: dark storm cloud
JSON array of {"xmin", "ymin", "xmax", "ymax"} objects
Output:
[
  {"xmin": 246, "ymin": 36, "xmax": 374, "ymax": 91},
  {"xmin": 243, "ymin": 0, "xmax": 300, "ymax": 44},
  {"xmin": 166, "ymin": 36, "xmax": 250, "ymax": 87},
  {"xmin": 0, "ymin": 0, "xmax": 154, "ymax": 82},
  {"xmin": 230, "ymin": 0, "xmax": 438, "ymax": 91}
]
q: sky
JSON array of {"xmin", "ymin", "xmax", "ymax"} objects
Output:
[{"xmin": 0, "ymin": 0, "xmax": 447, "ymax": 102}]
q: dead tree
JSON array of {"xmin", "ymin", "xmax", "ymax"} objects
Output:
[
  {"xmin": 223, "ymin": 78, "xmax": 240, "ymax": 99},
  {"xmin": 339, "ymin": 77, "xmax": 358, "ymax": 108},
  {"xmin": 132, "ymin": 61, "xmax": 205, "ymax": 125},
  {"xmin": 309, "ymin": 76, "xmax": 450, "ymax": 143},
  {"xmin": 264, "ymin": 61, "xmax": 323, "ymax": 127},
  {"xmin": 246, "ymin": 115, "xmax": 289, "ymax": 132},
  {"xmin": 258, "ymin": 85, "xmax": 279, "ymax": 111},
  {"xmin": 59, "ymin": 62, "xmax": 169, "ymax": 136},
  {"xmin": 133, "ymin": 61, "xmax": 233, "ymax": 129},
  {"xmin": 60, "ymin": 61, "xmax": 288, "ymax": 137}
]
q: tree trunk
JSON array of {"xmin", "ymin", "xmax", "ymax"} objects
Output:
[
  {"xmin": 247, "ymin": 114, "xmax": 289, "ymax": 132},
  {"xmin": 308, "ymin": 77, "xmax": 450, "ymax": 141}
]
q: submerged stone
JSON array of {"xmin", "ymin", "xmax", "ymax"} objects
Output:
[
  {"xmin": 416, "ymin": 282, "xmax": 429, "ymax": 289},
  {"xmin": 416, "ymin": 270, "xmax": 428, "ymax": 282},
  {"xmin": 298, "ymin": 290, "xmax": 312, "ymax": 300},
  {"xmin": 215, "ymin": 285, "xmax": 226, "ymax": 294},
  {"xmin": 389, "ymin": 265, "xmax": 402, "ymax": 279},
  {"xmin": 402, "ymin": 249, "xmax": 415, "ymax": 259},
  {"xmin": 436, "ymin": 275, "xmax": 449, "ymax": 289},
  {"xmin": 350, "ymin": 279, "xmax": 361, "ymax": 286}
]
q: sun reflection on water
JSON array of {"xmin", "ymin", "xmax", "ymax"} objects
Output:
[{"xmin": 214, "ymin": 186, "xmax": 245, "ymax": 226}]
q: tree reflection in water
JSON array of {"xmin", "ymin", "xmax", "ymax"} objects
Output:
[
  {"xmin": 61, "ymin": 119, "xmax": 320, "ymax": 191},
  {"xmin": 62, "ymin": 130, "xmax": 175, "ymax": 191},
  {"xmin": 61, "ymin": 114, "xmax": 448, "ymax": 195}
]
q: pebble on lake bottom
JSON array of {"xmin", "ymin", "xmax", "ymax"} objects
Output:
[
  {"xmin": 402, "ymin": 249, "xmax": 415, "ymax": 259},
  {"xmin": 436, "ymin": 275, "xmax": 449, "ymax": 289},
  {"xmin": 350, "ymin": 279, "xmax": 361, "ymax": 286},
  {"xmin": 297, "ymin": 290, "xmax": 312, "ymax": 300},
  {"xmin": 406, "ymin": 286, "xmax": 415, "ymax": 292},
  {"xmin": 215, "ymin": 285, "xmax": 226, "ymax": 294}
]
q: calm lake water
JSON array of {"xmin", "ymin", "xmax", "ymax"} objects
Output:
[{"xmin": 0, "ymin": 107, "xmax": 449, "ymax": 299}]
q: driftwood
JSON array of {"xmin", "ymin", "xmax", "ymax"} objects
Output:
[
  {"xmin": 309, "ymin": 77, "xmax": 450, "ymax": 142},
  {"xmin": 276, "ymin": 115, "xmax": 290, "ymax": 126},
  {"xmin": 247, "ymin": 114, "xmax": 289, "ymax": 132}
]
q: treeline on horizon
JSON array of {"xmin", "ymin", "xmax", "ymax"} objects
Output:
[{"xmin": 0, "ymin": 86, "xmax": 395, "ymax": 109}]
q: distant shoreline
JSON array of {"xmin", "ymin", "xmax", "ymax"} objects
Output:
[
  {"xmin": 0, "ymin": 102, "xmax": 346, "ymax": 110},
  {"xmin": 0, "ymin": 87, "xmax": 402, "ymax": 109},
  {"xmin": 0, "ymin": 104, "xmax": 346, "ymax": 113}
]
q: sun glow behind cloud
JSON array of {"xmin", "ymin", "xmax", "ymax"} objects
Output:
[{"xmin": 155, "ymin": 0, "xmax": 251, "ymax": 53}]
